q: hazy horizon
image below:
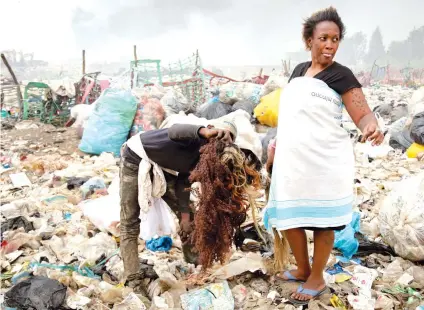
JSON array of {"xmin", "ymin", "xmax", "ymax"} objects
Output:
[{"xmin": 1, "ymin": 0, "xmax": 423, "ymax": 67}]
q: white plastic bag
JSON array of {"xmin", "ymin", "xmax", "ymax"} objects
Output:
[
  {"xmin": 80, "ymin": 195, "xmax": 121, "ymax": 236},
  {"xmin": 160, "ymin": 89, "xmax": 190, "ymax": 116},
  {"xmin": 379, "ymin": 172, "xmax": 424, "ymax": 261},
  {"xmin": 80, "ymin": 175, "xmax": 176, "ymax": 240},
  {"xmin": 139, "ymin": 198, "xmax": 176, "ymax": 241},
  {"xmin": 262, "ymin": 75, "xmax": 288, "ymax": 96}
]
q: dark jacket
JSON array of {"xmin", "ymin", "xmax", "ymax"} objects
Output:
[{"xmin": 123, "ymin": 124, "xmax": 206, "ymax": 173}]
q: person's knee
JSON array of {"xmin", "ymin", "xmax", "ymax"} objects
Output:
[{"xmin": 120, "ymin": 221, "xmax": 140, "ymax": 236}]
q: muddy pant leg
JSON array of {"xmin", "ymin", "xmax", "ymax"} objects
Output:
[
  {"xmin": 162, "ymin": 172, "xmax": 198, "ymax": 264},
  {"xmin": 119, "ymin": 158, "xmax": 141, "ymax": 280}
]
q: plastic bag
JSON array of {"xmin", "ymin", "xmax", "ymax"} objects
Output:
[
  {"xmin": 79, "ymin": 88, "xmax": 138, "ymax": 156},
  {"xmin": 218, "ymin": 82, "xmax": 263, "ymax": 106},
  {"xmin": 133, "ymin": 85, "xmax": 166, "ymax": 101},
  {"xmin": 130, "ymin": 98, "xmax": 166, "ymax": 136},
  {"xmin": 196, "ymin": 101, "xmax": 232, "ymax": 120},
  {"xmin": 4, "ymin": 276, "xmax": 67, "ymax": 310},
  {"xmin": 373, "ymin": 104, "xmax": 393, "ymax": 117},
  {"xmin": 80, "ymin": 194, "xmax": 121, "ymax": 236},
  {"xmin": 382, "ymin": 259, "xmax": 404, "ymax": 283},
  {"xmin": 80, "ymin": 177, "xmax": 107, "ymax": 199},
  {"xmin": 410, "ymin": 112, "xmax": 424, "ymax": 145},
  {"xmin": 334, "ymin": 212, "xmax": 360, "ymax": 259},
  {"xmin": 390, "ymin": 105, "xmax": 409, "ymax": 123},
  {"xmin": 160, "ymin": 89, "xmax": 191, "ymax": 117},
  {"xmin": 406, "ymin": 143, "xmax": 424, "ymax": 159},
  {"xmin": 410, "ymin": 87, "xmax": 424, "ymax": 107},
  {"xmin": 379, "ymin": 172, "xmax": 424, "ymax": 261},
  {"xmin": 180, "ymin": 281, "xmax": 234, "ymax": 310},
  {"xmin": 81, "ymin": 176, "xmax": 176, "ymax": 240},
  {"xmin": 75, "ymin": 232, "xmax": 117, "ymax": 265},
  {"xmin": 146, "ymin": 236, "xmax": 173, "ymax": 252},
  {"xmin": 70, "ymin": 103, "xmax": 95, "ymax": 129},
  {"xmin": 231, "ymin": 100, "xmax": 255, "ymax": 116},
  {"xmin": 389, "ymin": 116, "xmax": 408, "ymax": 135},
  {"xmin": 1, "ymin": 216, "xmax": 34, "ymax": 236},
  {"xmin": 262, "ymin": 75, "xmax": 287, "ymax": 96},
  {"xmin": 254, "ymin": 88, "xmax": 281, "ymax": 127},
  {"xmin": 113, "ymin": 292, "xmax": 147, "ymax": 309},
  {"xmin": 139, "ymin": 198, "xmax": 176, "ymax": 241},
  {"xmin": 389, "ymin": 129, "xmax": 413, "ymax": 152}
]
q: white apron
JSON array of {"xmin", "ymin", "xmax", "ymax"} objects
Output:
[{"xmin": 264, "ymin": 77, "xmax": 354, "ymax": 231}]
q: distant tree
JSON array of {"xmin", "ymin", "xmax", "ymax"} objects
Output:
[
  {"xmin": 366, "ymin": 27, "xmax": 386, "ymax": 64},
  {"xmin": 337, "ymin": 32, "xmax": 367, "ymax": 66},
  {"xmin": 406, "ymin": 26, "xmax": 424, "ymax": 60},
  {"xmin": 388, "ymin": 26, "xmax": 424, "ymax": 67},
  {"xmin": 387, "ymin": 40, "xmax": 404, "ymax": 65}
]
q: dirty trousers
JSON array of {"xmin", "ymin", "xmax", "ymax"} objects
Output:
[{"xmin": 119, "ymin": 157, "xmax": 196, "ymax": 281}]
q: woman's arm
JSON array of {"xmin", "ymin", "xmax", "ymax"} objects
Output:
[
  {"xmin": 168, "ymin": 124, "xmax": 233, "ymax": 144},
  {"xmin": 342, "ymin": 88, "xmax": 384, "ymax": 145},
  {"xmin": 168, "ymin": 124, "xmax": 205, "ymax": 141}
]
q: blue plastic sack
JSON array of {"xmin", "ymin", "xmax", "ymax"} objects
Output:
[
  {"xmin": 146, "ymin": 236, "xmax": 172, "ymax": 252},
  {"xmin": 334, "ymin": 212, "xmax": 361, "ymax": 259},
  {"xmin": 79, "ymin": 89, "xmax": 137, "ymax": 156}
]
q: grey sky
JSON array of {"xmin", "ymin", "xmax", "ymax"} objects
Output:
[{"xmin": 1, "ymin": 0, "xmax": 423, "ymax": 66}]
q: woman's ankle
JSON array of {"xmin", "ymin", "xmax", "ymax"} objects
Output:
[
  {"xmin": 307, "ymin": 271, "xmax": 325, "ymax": 283},
  {"xmin": 291, "ymin": 268, "xmax": 311, "ymax": 278}
]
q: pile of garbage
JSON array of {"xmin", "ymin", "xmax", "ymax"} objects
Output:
[{"xmin": 1, "ymin": 77, "xmax": 424, "ymax": 309}]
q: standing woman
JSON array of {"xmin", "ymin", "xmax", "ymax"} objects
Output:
[{"xmin": 264, "ymin": 7, "xmax": 384, "ymax": 305}]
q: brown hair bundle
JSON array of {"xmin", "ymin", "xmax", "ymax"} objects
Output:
[{"xmin": 189, "ymin": 139, "xmax": 261, "ymax": 270}]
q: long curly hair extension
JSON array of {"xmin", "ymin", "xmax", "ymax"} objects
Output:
[{"xmin": 189, "ymin": 139, "xmax": 261, "ymax": 270}]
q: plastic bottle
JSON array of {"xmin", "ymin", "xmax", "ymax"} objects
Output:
[{"xmin": 406, "ymin": 143, "xmax": 424, "ymax": 158}]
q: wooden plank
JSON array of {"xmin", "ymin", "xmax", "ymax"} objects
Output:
[
  {"xmin": 134, "ymin": 45, "xmax": 137, "ymax": 67},
  {"xmin": 82, "ymin": 50, "xmax": 86, "ymax": 75},
  {"xmin": 1, "ymin": 53, "xmax": 23, "ymax": 117}
]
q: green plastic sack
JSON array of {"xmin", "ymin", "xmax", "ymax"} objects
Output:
[{"xmin": 79, "ymin": 89, "xmax": 137, "ymax": 156}]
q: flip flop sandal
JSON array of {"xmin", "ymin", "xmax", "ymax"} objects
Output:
[
  {"xmin": 275, "ymin": 270, "xmax": 306, "ymax": 282},
  {"xmin": 288, "ymin": 284, "xmax": 328, "ymax": 306}
]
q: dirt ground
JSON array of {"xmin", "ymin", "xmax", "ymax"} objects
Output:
[{"xmin": 1, "ymin": 120, "xmax": 82, "ymax": 156}]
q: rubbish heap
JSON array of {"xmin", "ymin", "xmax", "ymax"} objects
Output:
[{"xmin": 1, "ymin": 76, "xmax": 424, "ymax": 310}]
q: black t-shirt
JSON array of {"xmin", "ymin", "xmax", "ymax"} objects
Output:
[{"xmin": 289, "ymin": 61, "xmax": 362, "ymax": 95}]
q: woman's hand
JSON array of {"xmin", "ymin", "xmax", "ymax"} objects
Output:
[
  {"xmin": 342, "ymin": 88, "xmax": 384, "ymax": 146},
  {"xmin": 361, "ymin": 123, "xmax": 384, "ymax": 146},
  {"xmin": 199, "ymin": 127, "xmax": 233, "ymax": 144},
  {"xmin": 266, "ymin": 138, "xmax": 276, "ymax": 173}
]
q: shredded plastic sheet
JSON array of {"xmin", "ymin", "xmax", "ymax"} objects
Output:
[{"xmin": 180, "ymin": 281, "xmax": 234, "ymax": 310}]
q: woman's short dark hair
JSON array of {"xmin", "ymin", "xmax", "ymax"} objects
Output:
[{"xmin": 302, "ymin": 7, "xmax": 346, "ymax": 49}]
